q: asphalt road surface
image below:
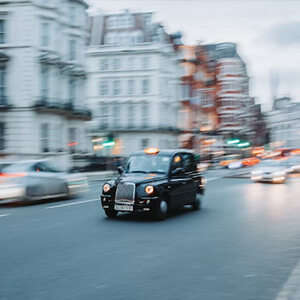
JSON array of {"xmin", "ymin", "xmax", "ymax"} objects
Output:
[{"xmin": 1, "ymin": 175, "xmax": 300, "ymax": 300}]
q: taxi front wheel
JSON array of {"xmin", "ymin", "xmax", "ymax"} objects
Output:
[
  {"xmin": 105, "ymin": 209, "xmax": 118, "ymax": 218},
  {"xmin": 154, "ymin": 198, "xmax": 168, "ymax": 220},
  {"xmin": 192, "ymin": 193, "xmax": 202, "ymax": 211}
]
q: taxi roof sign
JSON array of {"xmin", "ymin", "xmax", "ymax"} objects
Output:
[{"xmin": 144, "ymin": 147, "xmax": 160, "ymax": 155}]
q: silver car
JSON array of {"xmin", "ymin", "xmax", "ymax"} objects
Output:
[
  {"xmin": 0, "ymin": 160, "xmax": 88, "ymax": 204},
  {"xmin": 251, "ymin": 160, "xmax": 289, "ymax": 183}
]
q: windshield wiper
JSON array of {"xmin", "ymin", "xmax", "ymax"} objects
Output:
[
  {"xmin": 129, "ymin": 171, "xmax": 147, "ymax": 173},
  {"xmin": 147, "ymin": 171, "xmax": 165, "ymax": 174}
]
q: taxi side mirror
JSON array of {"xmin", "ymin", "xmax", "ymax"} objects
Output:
[
  {"xmin": 117, "ymin": 166, "xmax": 124, "ymax": 174},
  {"xmin": 171, "ymin": 167, "xmax": 184, "ymax": 176}
]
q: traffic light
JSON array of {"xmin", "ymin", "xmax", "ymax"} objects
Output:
[
  {"xmin": 103, "ymin": 133, "xmax": 115, "ymax": 148},
  {"xmin": 102, "ymin": 140, "xmax": 115, "ymax": 147},
  {"xmin": 237, "ymin": 142, "xmax": 250, "ymax": 148},
  {"xmin": 226, "ymin": 138, "xmax": 240, "ymax": 145}
]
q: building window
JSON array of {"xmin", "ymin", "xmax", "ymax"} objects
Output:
[
  {"xmin": 55, "ymin": 123, "xmax": 63, "ymax": 152},
  {"xmin": 126, "ymin": 15, "xmax": 134, "ymax": 27},
  {"xmin": 41, "ymin": 65, "xmax": 49, "ymax": 101},
  {"xmin": 0, "ymin": 123, "xmax": 5, "ymax": 151},
  {"xmin": 0, "ymin": 19, "xmax": 6, "ymax": 44},
  {"xmin": 128, "ymin": 57, "xmax": 135, "ymax": 70},
  {"xmin": 142, "ymin": 104, "xmax": 148, "ymax": 127},
  {"xmin": 69, "ymin": 78, "xmax": 76, "ymax": 104},
  {"xmin": 0, "ymin": 66, "xmax": 6, "ymax": 104},
  {"xmin": 100, "ymin": 81, "xmax": 108, "ymax": 96},
  {"xmin": 141, "ymin": 138, "xmax": 148, "ymax": 148},
  {"xmin": 128, "ymin": 104, "xmax": 134, "ymax": 128},
  {"xmin": 113, "ymin": 58, "xmax": 121, "ymax": 70},
  {"xmin": 104, "ymin": 34, "xmax": 112, "ymax": 45},
  {"xmin": 100, "ymin": 105, "xmax": 109, "ymax": 129},
  {"xmin": 201, "ymin": 92, "xmax": 213, "ymax": 107},
  {"xmin": 41, "ymin": 123, "xmax": 49, "ymax": 153},
  {"xmin": 41, "ymin": 23, "xmax": 49, "ymax": 47},
  {"xmin": 107, "ymin": 16, "xmax": 116, "ymax": 29},
  {"xmin": 100, "ymin": 59, "xmax": 108, "ymax": 71},
  {"xmin": 113, "ymin": 80, "xmax": 120, "ymax": 95},
  {"xmin": 142, "ymin": 57, "xmax": 149, "ymax": 69},
  {"xmin": 142, "ymin": 79, "xmax": 149, "ymax": 94},
  {"xmin": 69, "ymin": 6, "xmax": 76, "ymax": 25},
  {"xmin": 69, "ymin": 39, "xmax": 76, "ymax": 60},
  {"xmin": 128, "ymin": 79, "xmax": 135, "ymax": 95},
  {"xmin": 113, "ymin": 105, "xmax": 120, "ymax": 128}
]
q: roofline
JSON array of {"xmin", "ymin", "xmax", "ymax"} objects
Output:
[{"xmin": 131, "ymin": 148, "xmax": 197, "ymax": 156}]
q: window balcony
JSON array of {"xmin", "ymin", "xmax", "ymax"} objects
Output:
[
  {"xmin": 91, "ymin": 124, "xmax": 180, "ymax": 133},
  {"xmin": 217, "ymin": 108, "xmax": 243, "ymax": 114},
  {"xmin": 33, "ymin": 98, "xmax": 91, "ymax": 120}
]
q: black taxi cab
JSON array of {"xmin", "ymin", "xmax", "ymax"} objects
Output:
[{"xmin": 101, "ymin": 148, "xmax": 206, "ymax": 220}]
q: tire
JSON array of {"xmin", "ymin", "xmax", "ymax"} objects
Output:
[
  {"xmin": 192, "ymin": 193, "xmax": 202, "ymax": 211},
  {"xmin": 105, "ymin": 209, "xmax": 118, "ymax": 219},
  {"xmin": 154, "ymin": 198, "xmax": 168, "ymax": 221}
]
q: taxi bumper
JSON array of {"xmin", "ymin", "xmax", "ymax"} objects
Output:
[{"xmin": 101, "ymin": 195, "xmax": 160, "ymax": 213}]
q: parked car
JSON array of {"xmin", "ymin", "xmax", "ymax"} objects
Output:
[
  {"xmin": 251, "ymin": 160, "xmax": 289, "ymax": 183},
  {"xmin": 101, "ymin": 148, "xmax": 206, "ymax": 220},
  {"xmin": 0, "ymin": 160, "xmax": 88, "ymax": 204}
]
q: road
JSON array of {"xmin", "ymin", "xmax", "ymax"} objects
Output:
[{"xmin": 1, "ymin": 173, "xmax": 300, "ymax": 300}]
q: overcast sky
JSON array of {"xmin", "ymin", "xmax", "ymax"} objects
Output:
[{"xmin": 86, "ymin": 0, "xmax": 300, "ymax": 111}]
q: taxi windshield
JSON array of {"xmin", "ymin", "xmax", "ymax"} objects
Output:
[{"xmin": 125, "ymin": 155, "xmax": 170, "ymax": 174}]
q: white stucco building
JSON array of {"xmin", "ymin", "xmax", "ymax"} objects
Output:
[
  {"xmin": 0, "ymin": 0, "xmax": 90, "ymax": 170},
  {"xmin": 87, "ymin": 10, "xmax": 183, "ymax": 157},
  {"xmin": 264, "ymin": 97, "xmax": 300, "ymax": 149}
]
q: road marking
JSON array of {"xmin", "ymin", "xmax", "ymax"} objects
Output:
[
  {"xmin": 45, "ymin": 198, "xmax": 99, "ymax": 210},
  {"xmin": 0, "ymin": 214, "xmax": 11, "ymax": 218},
  {"xmin": 276, "ymin": 257, "xmax": 300, "ymax": 300},
  {"xmin": 207, "ymin": 177, "xmax": 219, "ymax": 182}
]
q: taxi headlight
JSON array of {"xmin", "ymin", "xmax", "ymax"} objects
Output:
[
  {"xmin": 145, "ymin": 185, "xmax": 154, "ymax": 194},
  {"xmin": 103, "ymin": 183, "xmax": 111, "ymax": 193}
]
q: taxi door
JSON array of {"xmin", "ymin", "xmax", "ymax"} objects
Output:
[
  {"xmin": 181, "ymin": 153, "xmax": 198, "ymax": 205},
  {"xmin": 168, "ymin": 154, "xmax": 187, "ymax": 208}
]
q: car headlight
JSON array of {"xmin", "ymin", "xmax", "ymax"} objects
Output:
[
  {"xmin": 145, "ymin": 185, "xmax": 154, "ymax": 194},
  {"xmin": 103, "ymin": 183, "xmax": 111, "ymax": 193},
  {"xmin": 251, "ymin": 170, "xmax": 262, "ymax": 175}
]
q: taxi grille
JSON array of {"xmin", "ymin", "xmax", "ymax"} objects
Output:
[{"xmin": 115, "ymin": 182, "xmax": 135, "ymax": 203}]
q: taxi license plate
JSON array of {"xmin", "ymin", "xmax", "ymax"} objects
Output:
[{"xmin": 114, "ymin": 204, "xmax": 133, "ymax": 212}]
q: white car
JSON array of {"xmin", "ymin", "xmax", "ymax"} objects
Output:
[
  {"xmin": 228, "ymin": 160, "xmax": 243, "ymax": 169},
  {"xmin": 0, "ymin": 160, "xmax": 88, "ymax": 204},
  {"xmin": 251, "ymin": 160, "xmax": 289, "ymax": 183}
]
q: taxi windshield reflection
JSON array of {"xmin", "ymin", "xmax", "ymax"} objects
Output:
[{"xmin": 125, "ymin": 155, "xmax": 170, "ymax": 174}]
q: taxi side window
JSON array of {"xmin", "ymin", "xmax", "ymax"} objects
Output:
[
  {"xmin": 182, "ymin": 154, "xmax": 196, "ymax": 172},
  {"xmin": 170, "ymin": 155, "xmax": 182, "ymax": 172}
]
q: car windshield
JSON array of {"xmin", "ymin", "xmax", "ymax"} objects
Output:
[
  {"xmin": 2, "ymin": 161, "xmax": 61, "ymax": 173},
  {"xmin": 125, "ymin": 155, "xmax": 170, "ymax": 174}
]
